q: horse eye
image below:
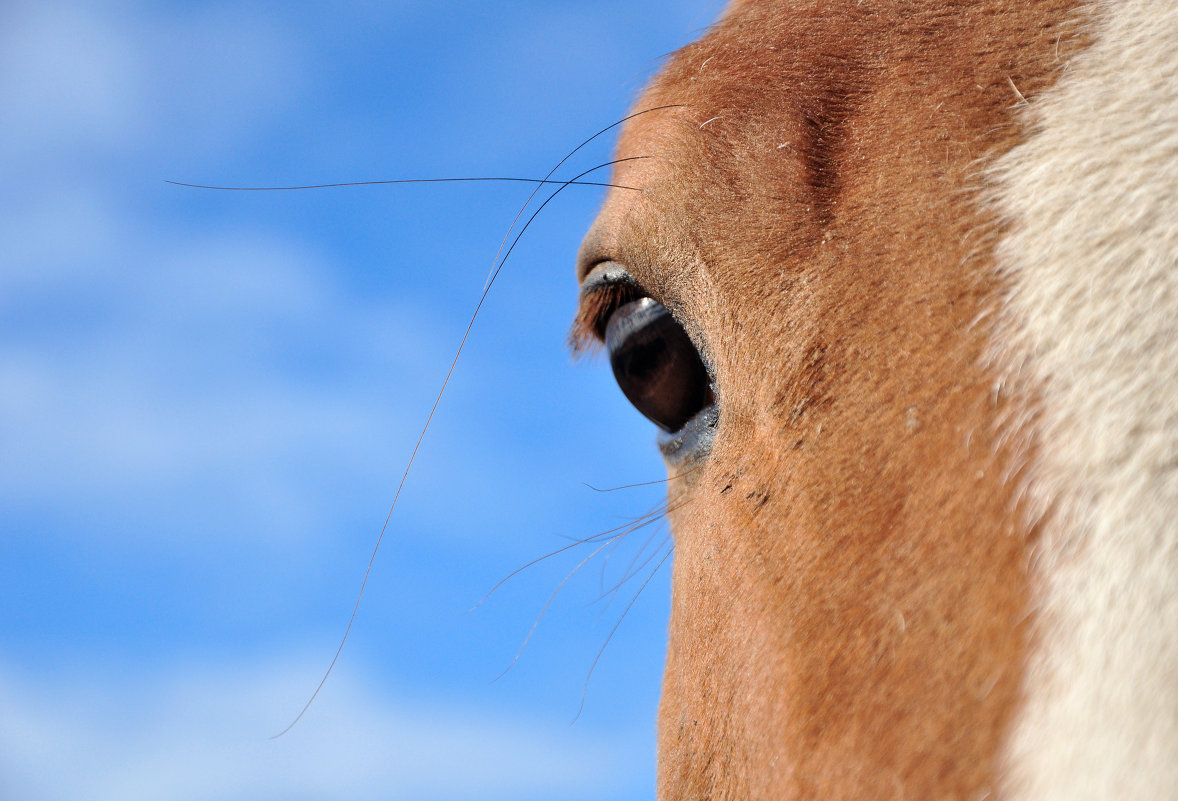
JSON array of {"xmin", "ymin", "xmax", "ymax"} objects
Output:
[{"xmin": 604, "ymin": 297, "xmax": 714, "ymax": 433}]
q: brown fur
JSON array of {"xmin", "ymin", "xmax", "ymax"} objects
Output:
[{"xmin": 575, "ymin": 2, "xmax": 1085, "ymax": 798}]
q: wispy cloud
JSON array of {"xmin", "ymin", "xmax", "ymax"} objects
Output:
[
  {"xmin": 0, "ymin": 658, "xmax": 645, "ymax": 801},
  {"xmin": 0, "ymin": 1, "xmax": 303, "ymax": 163},
  {"xmin": 0, "ymin": 218, "xmax": 446, "ymax": 539}
]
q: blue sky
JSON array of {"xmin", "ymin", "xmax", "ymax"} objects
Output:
[{"xmin": 0, "ymin": 1, "xmax": 727, "ymax": 798}]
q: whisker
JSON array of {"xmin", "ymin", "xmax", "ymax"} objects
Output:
[
  {"xmin": 492, "ymin": 536, "xmax": 621, "ymax": 682},
  {"xmin": 470, "ymin": 497, "xmax": 672, "ymax": 613},
  {"xmin": 596, "ymin": 530, "xmax": 629, "ymax": 596},
  {"xmin": 589, "ymin": 493, "xmax": 684, "ymax": 596},
  {"xmin": 554, "ymin": 495, "xmax": 672, "ymax": 543},
  {"xmin": 270, "ymin": 156, "xmax": 635, "ymax": 739},
  {"xmin": 592, "ymin": 495, "xmax": 688, "ymax": 597},
  {"xmin": 496, "ymin": 486, "xmax": 684, "ymax": 680},
  {"xmin": 480, "ymin": 155, "xmax": 644, "ymax": 295},
  {"xmin": 573, "ymin": 542, "xmax": 675, "ymax": 723},
  {"xmin": 595, "ymin": 494, "xmax": 692, "ymax": 610},
  {"xmin": 582, "ymin": 465, "xmax": 702, "ymax": 493},
  {"xmin": 596, "ymin": 530, "xmax": 673, "ymax": 612}
]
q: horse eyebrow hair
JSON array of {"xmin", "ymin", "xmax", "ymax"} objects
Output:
[
  {"xmin": 270, "ymin": 144, "xmax": 669, "ymax": 740},
  {"xmin": 268, "ymin": 157, "xmax": 643, "ymax": 740},
  {"xmin": 166, "ymin": 103, "xmax": 687, "ymax": 194},
  {"xmin": 270, "ymin": 105, "xmax": 686, "ymax": 739}
]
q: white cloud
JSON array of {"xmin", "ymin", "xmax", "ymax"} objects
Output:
[
  {"xmin": 0, "ymin": 3, "xmax": 143, "ymax": 156},
  {"xmin": 0, "ymin": 183, "xmax": 127, "ymax": 289},
  {"xmin": 0, "ymin": 658, "xmax": 644, "ymax": 801},
  {"xmin": 0, "ymin": 1, "xmax": 303, "ymax": 164},
  {"xmin": 0, "ymin": 222, "xmax": 450, "ymax": 541}
]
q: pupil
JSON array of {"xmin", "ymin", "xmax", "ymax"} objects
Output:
[
  {"xmin": 605, "ymin": 297, "xmax": 712, "ymax": 433},
  {"xmin": 620, "ymin": 338, "xmax": 667, "ymax": 383}
]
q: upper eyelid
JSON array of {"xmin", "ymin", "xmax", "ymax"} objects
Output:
[{"xmin": 579, "ymin": 260, "xmax": 641, "ymax": 299}]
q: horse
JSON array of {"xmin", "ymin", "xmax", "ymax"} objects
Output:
[{"xmin": 572, "ymin": 1, "xmax": 1178, "ymax": 798}]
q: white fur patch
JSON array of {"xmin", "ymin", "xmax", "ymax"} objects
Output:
[{"xmin": 992, "ymin": 1, "xmax": 1178, "ymax": 798}]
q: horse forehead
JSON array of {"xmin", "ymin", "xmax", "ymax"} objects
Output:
[
  {"xmin": 604, "ymin": 7, "xmax": 880, "ymax": 236},
  {"xmin": 615, "ymin": 20, "xmax": 799, "ymax": 154},
  {"xmin": 593, "ymin": 25, "xmax": 809, "ymax": 283}
]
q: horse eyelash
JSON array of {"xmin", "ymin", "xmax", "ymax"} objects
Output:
[{"xmin": 569, "ymin": 279, "xmax": 646, "ymax": 356}]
